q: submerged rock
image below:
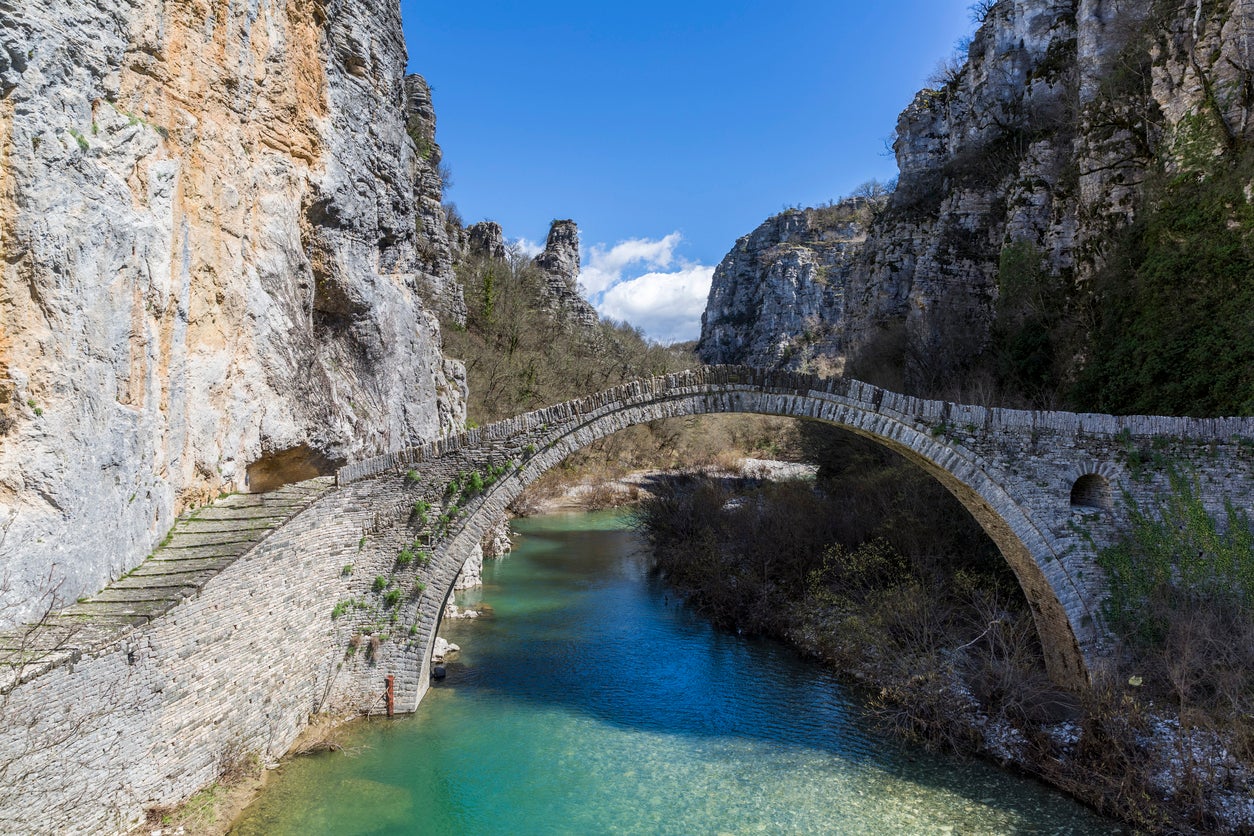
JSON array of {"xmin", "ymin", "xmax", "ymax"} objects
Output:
[{"xmin": 444, "ymin": 604, "xmax": 480, "ymax": 620}]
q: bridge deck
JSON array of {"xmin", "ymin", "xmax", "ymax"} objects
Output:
[{"xmin": 0, "ymin": 478, "xmax": 334, "ymax": 690}]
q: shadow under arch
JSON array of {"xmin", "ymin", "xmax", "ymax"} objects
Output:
[{"xmin": 417, "ymin": 372, "xmax": 1095, "ymax": 696}]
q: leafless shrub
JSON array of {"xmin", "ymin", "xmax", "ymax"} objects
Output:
[
  {"xmin": 217, "ymin": 740, "xmax": 262, "ymax": 787},
  {"xmin": 581, "ymin": 483, "xmax": 625, "ymax": 511},
  {"xmin": 927, "ymin": 53, "xmax": 965, "ymax": 90},
  {"xmin": 969, "ymin": 0, "xmax": 997, "ymax": 24},
  {"xmin": 288, "ymin": 712, "xmax": 363, "ymax": 759}
]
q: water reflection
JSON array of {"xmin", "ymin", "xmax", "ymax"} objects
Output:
[{"xmin": 232, "ymin": 510, "xmax": 1121, "ymax": 835}]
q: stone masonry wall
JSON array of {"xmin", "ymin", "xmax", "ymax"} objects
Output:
[
  {"xmin": 0, "ymin": 478, "xmax": 394, "ymax": 832},
  {"xmin": 4, "ymin": 366, "xmax": 1254, "ymax": 831},
  {"xmin": 341, "ymin": 366, "xmax": 1254, "ymax": 697}
]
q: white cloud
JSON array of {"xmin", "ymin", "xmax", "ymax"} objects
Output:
[
  {"xmin": 573, "ymin": 231, "xmax": 714, "ymax": 344},
  {"xmin": 510, "ymin": 237, "xmax": 544, "ymax": 258},
  {"xmin": 597, "ymin": 264, "xmax": 715, "ymax": 345},
  {"xmin": 580, "ymin": 232, "xmax": 682, "ymax": 296}
]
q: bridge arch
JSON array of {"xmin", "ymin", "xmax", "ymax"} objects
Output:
[
  {"xmin": 343, "ymin": 368, "xmax": 1108, "ymax": 705},
  {"xmin": 9, "ymin": 368, "xmax": 1254, "ymax": 826}
]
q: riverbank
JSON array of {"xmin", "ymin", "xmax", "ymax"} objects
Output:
[
  {"xmin": 508, "ymin": 457, "xmax": 816, "ymax": 517},
  {"xmin": 143, "ymin": 712, "xmax": 366, "ymax": 835},
  {"xmin": 633, "ymin": 471, "xmax": 1254, "ymax": 834},
  {"xmin": 152, "ymin": 460, "xmax": 809, "ymax": 834},
  {"xmin": 228, "ymin": 510, "xmax": 1117, "ymax": 833}
]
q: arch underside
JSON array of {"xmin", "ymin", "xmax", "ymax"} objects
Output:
[{"xmin": 433, "ymin": 386, "xmax": 1096, "ymax": 691}]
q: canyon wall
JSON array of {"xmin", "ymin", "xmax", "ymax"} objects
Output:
[
  {"xmin": 699, "ymin": 0, "xmax": 1253, "ymax": 407},
  {"xmin": 0, "ymin": 0, "xmax": 465, "ymax": 623}
]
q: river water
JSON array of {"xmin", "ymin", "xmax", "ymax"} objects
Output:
[{"xmin": 233, "ymin": 510, "xmax": 1120, "ymax": 835}]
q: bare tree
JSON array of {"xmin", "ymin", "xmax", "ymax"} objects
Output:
[
  {"xmin": 927, "ymin": 53, "xmax": 966, "ymax": 90},
  {"xmin": 0, "ymin": 569, "xmax": 137, "ymax": 826},
  {"xmin": 969, "ymin": 0, "xmax": 998, "ymax": 24}
]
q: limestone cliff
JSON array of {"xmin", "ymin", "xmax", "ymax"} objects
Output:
[
  {"xmin": 698, "ymin": 201, "xmax": 870, "ymax": 373},
  {"xmin": 700, "ymin": 0, "xmax": 1254, "ymax": 404},
  {"xmin": 0, "ymin": 0, "xmax": 466, "ymax": 622},
  {"xmin": 466, "ymin": 220, "xmax": 508, "ymax": 262},
  {"xmin": 533, "ymin": 219, "xmax": 602, "ymax": 331},
  {"xmin": 405, "ymin": 72, "xmax": 467, "ymax": 324}
]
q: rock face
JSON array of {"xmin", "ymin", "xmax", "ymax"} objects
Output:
[
  {"xmin": 698, "ymin": 202, "xmax": 870, "ymax": 372},
  {"xmin": 0, "ymin": 0, "xmax": 465, "ymax": 623},
  {"xmin": 533, "ymin": 219, "xmax": 601, "ymax": 330},
  {"xmin": 467, "ymin": 221, "xmax": 508, "ymax": 262},
  {"xmin": 699, "ymin": 0, "xmax": 1254, "ymax": 395},
  {"xmin": 405, "ymin": 73, "xmax": 467, "ymax": 324}
]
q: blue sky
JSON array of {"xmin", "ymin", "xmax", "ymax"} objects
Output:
[{"xmin": 401, "ymin": 1, "xmax": 975, "ymax": 343}]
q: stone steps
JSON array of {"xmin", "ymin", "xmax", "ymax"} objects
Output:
[{"xmin": 0, "ymin": 477, "xmax": 334, "ymax": 674}]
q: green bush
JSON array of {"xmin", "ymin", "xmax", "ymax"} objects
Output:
[
  {"xmin": 1098, "ymin": 471, "xmax": 1254, "ymax": 646},
  {"xmin": 1073, "ymin": 149, "xmax": 1254, "ymax": 416},
  {"xmin": 1095, "ymin": 471, "xmax": 1254, "ymax": 750},
  {"xmin": 411, "ymin": 500, "xmax": 430, "ymax": 525},
  {"xmin": 371, "ymin": 575, "xmax": 387, "ymax": 593}
]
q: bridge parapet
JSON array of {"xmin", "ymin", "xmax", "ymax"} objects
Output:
[
  {"xmin": 340, "ymin": 366, "xmax": 1254, "ymax": 487},
  {"xmin": 3, "ymin": 366, "xmax": 1253, "ymax": 830}
]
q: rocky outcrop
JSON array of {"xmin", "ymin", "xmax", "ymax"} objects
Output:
[
  {"xmin": 0, "ymin": 0, "xmax": 465, "ymax": 623},
  {"xmin": 482, "ymin": 515, "xmax": 513, "ymax": 558},
  {"xmin": 453, "ymin": 549, "xmax": 484, "ymax": 590},
  {"xmin": 467, "ymin": 221, "xmax": 508, "ymax": 262},
  {"xmin": 533, "ymin": 219, "xmax": 601, "ymax": 330},
  {"xmin": 697, "ymin": 202, "xmax": 869, "ymax": 372},
  {"xmin": 452, "ymin": 514, "xmax": 511, "ymax": 590},
  {"xmin": 406, "ymin": 73, "xmax": 467, "ymax": 324},
  {"xmin": 699, "ymin": 0, "xmax": 1254, "ymax": 398}
]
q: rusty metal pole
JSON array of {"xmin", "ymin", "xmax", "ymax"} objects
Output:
[{"xmin": 385, "ymin": 674, "xmax": 394, "ymax": 717}]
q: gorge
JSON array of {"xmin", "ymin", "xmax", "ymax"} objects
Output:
[{"xmin": 0, "ymin": 0, "xmax": 1252, "ymax": 832}]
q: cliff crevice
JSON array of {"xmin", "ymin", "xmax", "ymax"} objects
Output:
[{"xmin": 0, "ymin": 0, "xmax": 465, "ymax": 622}]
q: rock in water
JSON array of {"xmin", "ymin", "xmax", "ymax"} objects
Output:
[{"xmin": 432, "ymin": 636, "xmax": 460, "ymax": 663}]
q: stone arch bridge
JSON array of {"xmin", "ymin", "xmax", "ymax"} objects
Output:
[
  {"xmin": 5, "ymin": 366, "xmax": 1254, "ymax": 830},
  {"xmin": 344, "ymin": 366, "xmax": 1254, "ymax": 702}
]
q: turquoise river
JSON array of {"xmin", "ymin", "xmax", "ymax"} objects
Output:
[{"xmin": 232, "ymin": 510, "xmax": 1121, "ymax": 835}]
